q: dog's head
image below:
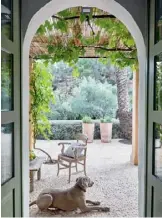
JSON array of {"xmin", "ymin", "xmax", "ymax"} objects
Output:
[{"xmin": 75, "ymin": 176, "xmax": 94, "ymax": 192}]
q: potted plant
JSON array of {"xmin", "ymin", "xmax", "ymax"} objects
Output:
[
  {"xmin": 82, "ymin": 116, "xmax": 94, "ymax": 143},
  {"xmin": 100, "ymin": 116, "xmax": 113, "ymax": 143}
]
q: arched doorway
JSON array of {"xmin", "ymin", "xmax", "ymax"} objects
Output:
[{"xmin": 22, "ymin": 0, "xmax": 146, "ymax": 216}]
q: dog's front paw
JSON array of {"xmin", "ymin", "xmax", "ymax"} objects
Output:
[
  {"xmin": 93, "ymin": 201, "xmax": 100, "ymax": 205},
  {"xmin": 102, "ymin": 207, "xmax": 110, "ymax": 212}
]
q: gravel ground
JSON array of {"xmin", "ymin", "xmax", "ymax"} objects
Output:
[{"xmin": 30, "ymin": 139, "xmax": 138, "ymax": 217}]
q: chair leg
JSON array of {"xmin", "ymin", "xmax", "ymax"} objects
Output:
[
  {"xmin": 37, "ymin": 168, "xmax": 41, "ymax": 180},
  {"xmin": 68, "ymin": 163, "xmax": 71, "ymax": 183},
  {"xmin": 75, "ymin": 162, "xmax": 78, "ymax": 172},
  {"xmin": 83, "ymin": 159, "xmax": 87, "ymax": 176},
  {"xmin": 57, "ymin": 160, "xmax": 60, "ymax": 176}
]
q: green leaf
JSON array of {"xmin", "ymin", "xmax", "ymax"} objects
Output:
[
  {"xmin": 47, "ymin": 45, "xmax": 54, "ymax": 54},
  {"xmin": 95, "ymin": 31, "xmax": 101, "ymax": 42},
  {"xmin": 80, "ymin": 13, "xmax": 87, "ymax": 23},
  {"xmin": 55, "ymin": 20, "xmax": 68, "ymax": 32},
  {"xmin": 72, "ymin": 67, "xmax": 80, "ymax": 77},
  {"xmin": 36, "ymin": 25, "xmax": 45, "ymax": 35}
]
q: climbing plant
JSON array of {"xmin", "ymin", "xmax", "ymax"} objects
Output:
[
  {"xmin": 35, "ymin": 7, "xmax": 137, "ymax": 70},
  {"xmin": 30, "ymin": 61, "xmax": 55, "ymax": 146}
]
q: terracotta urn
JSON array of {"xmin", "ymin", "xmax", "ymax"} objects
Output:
[
  {"xmin": 100, "ymin": 117, "xmax": 113, "ymax": 143},
  {"xmin": 100, "ymin": 123, "xmax": 112, "ymax": 143},
  {"xmin": 82, "ymin": 116, "xmax": 94, "ymax": 143}
]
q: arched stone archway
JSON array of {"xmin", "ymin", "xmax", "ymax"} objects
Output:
[{"xmin": 22, "ymin": 0, "xmax": 146, "ymax": 216}]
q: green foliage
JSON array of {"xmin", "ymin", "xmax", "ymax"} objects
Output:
[
  {"xmin": 82, "ymin": 116, "xmax": 93, "ymax": 123},
  {"xmin": 72, "ymin": 66, "xmax": 80, "ymax": 77},
  {"xmin": 100, "ymin": 116, "xmax": 112, "ymax": 123},
  {"xmin": 48, "ymin": 90, "xmax": 78, "ymax": 120},
  {"xmin": 30, "ymin": 61, "xmax": 55, "ymax": 145},
  {"xmin": 35, "ymin": 7, "xmax": 137, "ymax": 69},
  {"xmin": 51, "ymin": 61, "xmax": 72, "ymax": 76},
  {"xmin": 1, "ymin": 51, "xmax": 12, "ymax": 110},
  {"xmin": 49, "ymin": 76, "xmax": 118, "ymax": 120},
  {"xmin": 58, "ymin": 7, "xmax": 79, "ymax": 17},
  {"xmin": 94, "ymin": 18, "xmax": 137, "ymax": 69},
  {"xmin": 71, "ymin": 77, "xmax": 117, "ymax": 119},
  {"xmin": 50, "ymin": 61, "xmax": 73, "ymax": 89},
  {"xmin": 29, "ymin": 150, "xmax": 36, "ymax": 161},
  {"xmin": 80, "ymin": 13, "xmax": 87, "ymax": 23},
  {"xmin": 51, "ymin": 59, "xmax": 127, "ymax": 86},
  {"xmin": 76, "ymin": 58, "xmax": 120, "ymax": 85},
  {"xmin": 47, "ymin": 58, "xmax": 133, "ymax": 121},
  {"xmin": 50, "ymin": 59, "xmax": 118, "ymax": 85},
  {"xmin": 76, "ymin": 58, "xmax": 108, "ymax": 80},
  {"xmin": 40, "ymin": 44, "xmax": 84, "ymax": 63}
]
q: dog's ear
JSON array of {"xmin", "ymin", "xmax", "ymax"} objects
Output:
[
  {"xmin": 76, "ymin": 177, "xmax": 88, "ymax": 192},
  {"xmin": 76, "ymin": 177, "xmax": 81, "ymax": 182}
]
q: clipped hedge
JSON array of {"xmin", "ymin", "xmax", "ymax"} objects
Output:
[{"xmin": 37, "ymin": 120, "xmax": 123, "ymax": 140}]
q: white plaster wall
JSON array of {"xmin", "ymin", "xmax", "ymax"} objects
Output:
[{"xmin": 22, "ymin": 0, "xmax": 147, "ymax": 216}]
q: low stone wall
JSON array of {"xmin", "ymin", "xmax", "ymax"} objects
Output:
[{"xmin": 37, "ymin": 120, "xmax": 123, "ymax": 140}]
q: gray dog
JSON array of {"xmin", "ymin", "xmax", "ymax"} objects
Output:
[{"xmin": 30, "ymin": 176, "xmax": 110, "ymax": 213}]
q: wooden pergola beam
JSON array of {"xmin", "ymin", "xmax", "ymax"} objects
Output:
[
  {"xmin": 82, "ymin": 45, "xmax": 135, "ymax": 52},
  {"xmin": 30, "ymin": 42, "xmax": 135, "ymax": 52},
  {"xmin": 52, "ymin": 14, "xmax": 116, "ymax": 20},
  {"xmin": 30, "ymin": 45, "xmax": 136, "ymax": 59},
  {"xmin": 32, "ymin": 56, "xmax": 135, "ymax": 60}
]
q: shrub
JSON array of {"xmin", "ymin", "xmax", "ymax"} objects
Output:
[
  {"xmin": 82, "ymin": 116, "xmax": 93, "ymax": 123},
  {"xmin": 100, "ymin": 116, "xmax": 112, "ymax": 123},
  {"xmin": 71, "ymin": 77, "xmax": 117, "ymax": 119},
  {"xmin": 48, "ymin": 90, "xmax": 78, "ymax": 120},
  {"xmin": 36, "ymin": 120, "xmax": 123, "ymax": 140}
]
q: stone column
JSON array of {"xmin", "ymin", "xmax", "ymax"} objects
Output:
[
  {"xmin": 29, "ymin": 58, "xmax": 34, "ymax": 151},
  {"xmin": 131, "ymin": 70, "xmax": 139, "ymax": 165}
]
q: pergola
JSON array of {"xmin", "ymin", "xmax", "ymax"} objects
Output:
[{"xmin": 29, "ymin": 7, "xmax": 139, "ymax": 165}]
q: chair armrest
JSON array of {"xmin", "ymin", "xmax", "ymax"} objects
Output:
[
  {"xmin": 58, "ymin": 142, "xmax": 71, "ymax": 154},
  {"xmin": 58, "ymin": 142, "xmax": 71, "ymax": 145},
  {"xmin": 72, "ymin": 145, "xmax": 87, "ymax": 149}
]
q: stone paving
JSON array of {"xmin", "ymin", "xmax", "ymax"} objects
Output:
[{"xmin": 30, "ymin": 139, "xmax": 138, "ymax": 217}]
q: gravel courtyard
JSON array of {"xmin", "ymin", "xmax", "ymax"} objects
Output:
[{"xmin": 30, "ymin": 139, "xmax": 138, "ymax": 217}]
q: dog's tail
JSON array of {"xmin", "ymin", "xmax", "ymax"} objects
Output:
[{"xmin": 29, "ymin": 200, "xmax": 36, "ymax": 207}]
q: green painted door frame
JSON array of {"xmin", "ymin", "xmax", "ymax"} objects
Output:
[
  {"xmin": 1, "ymin": 0, "xmax": 22, "ymax": 216},
  {"xmin": 146, "ymin": 0, "xmax": 162, "ymax": 216}
]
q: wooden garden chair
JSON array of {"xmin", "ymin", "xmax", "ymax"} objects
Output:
[{"xmin": 57, "ymin": 134, "xmax": 88, "ymax": 183}]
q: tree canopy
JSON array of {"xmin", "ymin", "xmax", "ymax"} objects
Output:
[{"xmin": 49, "ymin": 77, "xmax": 118, "ymax": 120}]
